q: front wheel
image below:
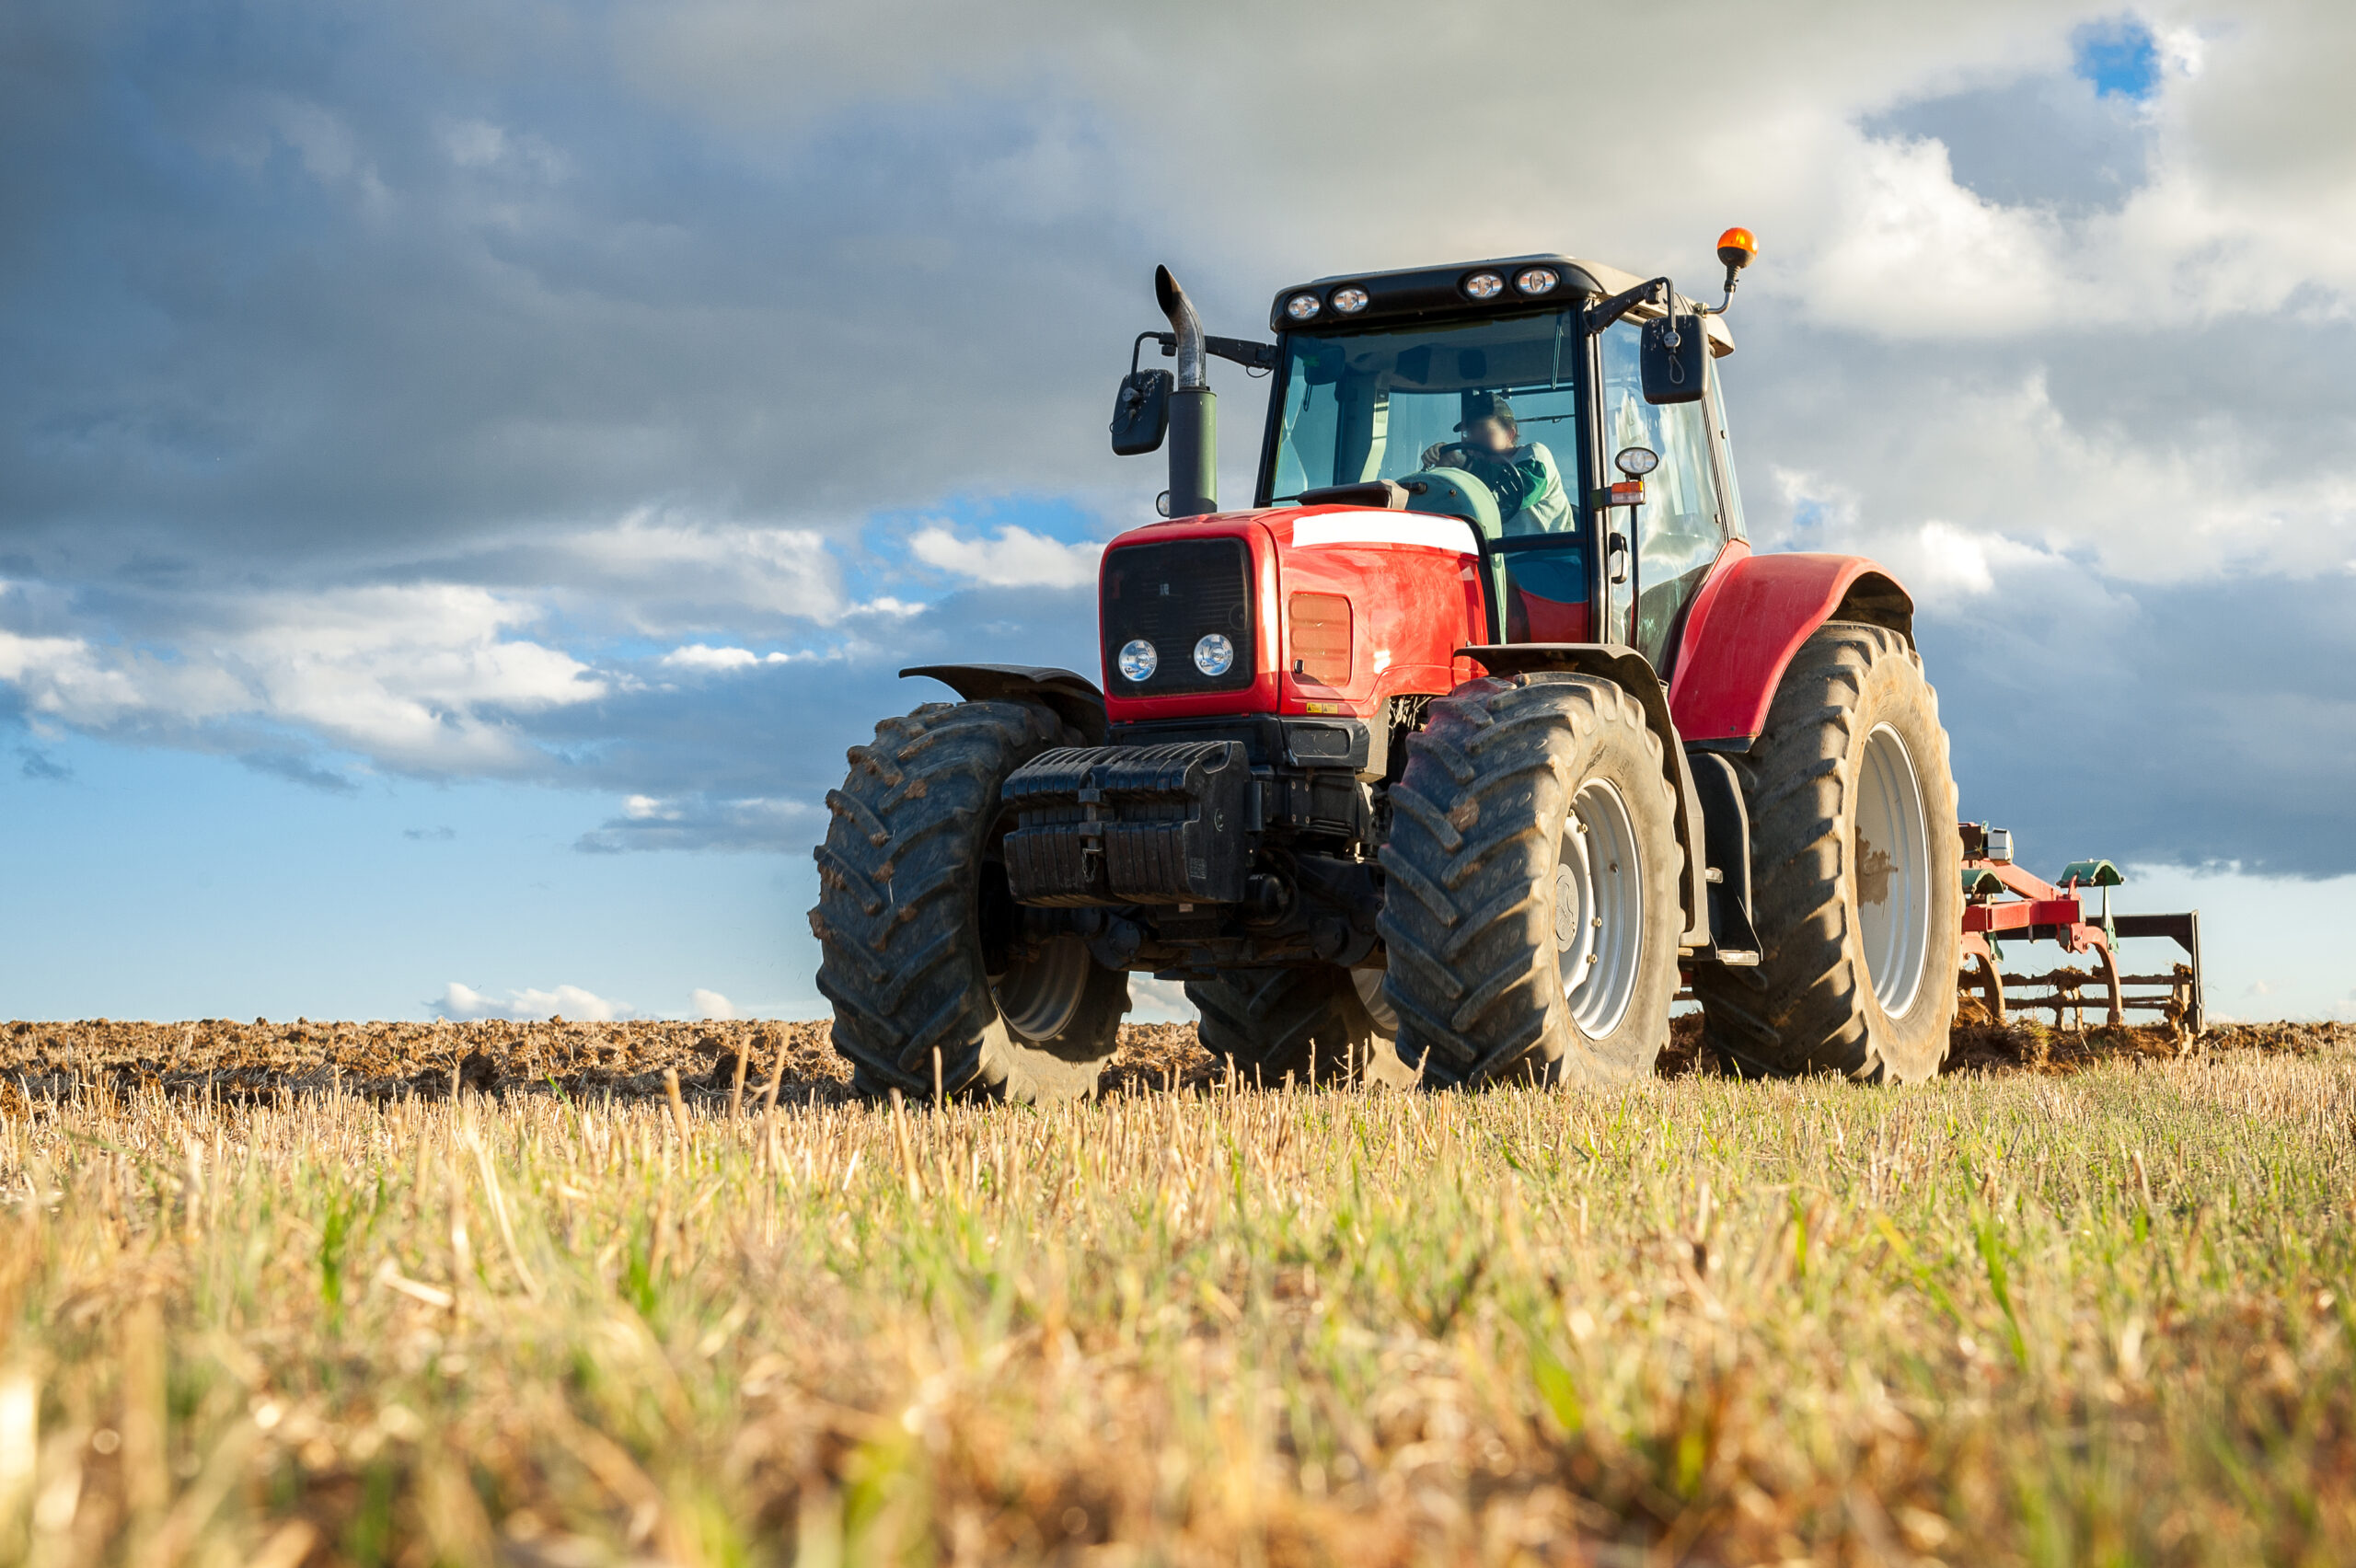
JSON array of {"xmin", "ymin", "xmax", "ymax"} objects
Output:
[
  {"xmin": 811, "ymin": 699, "xmax": 1129, "ymax": 1101},
  {"xmin": 1377, "ymin": 675, "xmax": 1683, "ymax": 1085}
]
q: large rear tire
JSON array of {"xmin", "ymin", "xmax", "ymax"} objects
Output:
[
  {"xmin": 811, "ymin": 700, "xmax": 1129, "ymax": 1101},
  {"xmin": 1690, "ymin": 622, "xmax": 1961, "ymax": 1081},
  {"xmin": 1377, "ymin": 675, "xmax": 1683, "ymax": 1086},
  {"xmin": 1185, "ymin": 965, "xmax": 1395, "ymax": 1085}
]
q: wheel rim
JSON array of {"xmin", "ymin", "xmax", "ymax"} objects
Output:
[
  {"xmin": 1555, "ymin": 778, "xmax": 1643, "ymax": 1039},
  {"xmin": 994, "ymin": 934, "xmax": 1092, "ymax": 1042},
  {"xmin": 1855, "ymin": 722, "xmax": 1931, "ymax": 1018},
  {"xmin": 1352, "ymin": 966, "xmax": 1397, "ymax": 1034}
]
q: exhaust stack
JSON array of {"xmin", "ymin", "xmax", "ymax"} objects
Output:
[{"xmin": 1155, "ymin": 264, "xmax": 1217, "ymax": 516}]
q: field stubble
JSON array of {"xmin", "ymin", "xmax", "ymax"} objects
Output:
[{"xmin": 0, "ymin": 1015, "xmax": 2351, "ymax": 1566}]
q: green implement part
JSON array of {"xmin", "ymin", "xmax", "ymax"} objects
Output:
[
  {"xmin": 1962, "ymin": 868, "xmax": 2005, "ymax": 898},
  {"xmin": 2058, "ymin": 859, "xmax": 2122, "ymax": 888}
]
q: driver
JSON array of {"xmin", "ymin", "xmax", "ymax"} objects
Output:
[{"xmin": 1419, "ymin": 392, "xmax": 1571, "ymax": 534}]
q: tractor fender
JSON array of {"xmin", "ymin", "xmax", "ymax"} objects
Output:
[
  {"xmin": 1667, "ymin": 546, "xmax": 1915, "ymax": 746},
  {"xmin": 1457, "ymin": 642, "xmax": 1709, "ymax": 947},
  {"xmin": 899, "ymin": 664, "xmax": 1110, "ymax": 745}
]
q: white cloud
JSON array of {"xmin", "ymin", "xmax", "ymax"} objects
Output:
[
  {"xmin": 660, "ymin": 643, "xmax": 765, "ymax": 671},
  {"xmin": 1126, "ymin": 974, "xmax": 1198, "ymax": 1025},
  {"xmin": 1807, "ymin": 134, "xmax": 2070, "ymax": 338},
  {"xmin": 433, "ymin": 981, "xmax": 630, "ymax": 1021},
  {"xmin": 687, "ymin": 987, "xmax": 736, "ymax": 1020},
  {"xmin": 561, "ymin": 512, "xmax": 849, "ymax": 626},
  {"xmin": 909, "ymin": 525, "xmax": 1103, "ymax": 589},
  {"xmin": 0, "ymin": 584, "xmax": 605, "ymax": 773}
]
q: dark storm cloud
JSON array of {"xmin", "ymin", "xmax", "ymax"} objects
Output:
[
  {"xmin": 0, "ymin": 0, "xmax": 1161, "ymax": 574},
  {"xmin": 1924, "ymin": 572, "xmax": 2356, "ymax": 876}
]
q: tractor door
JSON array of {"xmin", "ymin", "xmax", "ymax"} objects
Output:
[{"xmin": 1600, "ymin": 321, "xmax": 1735, "ymax": 674}]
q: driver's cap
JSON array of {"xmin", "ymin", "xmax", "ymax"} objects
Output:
[{"xmin": 1455, "ymin": 390, "xmax": 1516, "ymax": 431}]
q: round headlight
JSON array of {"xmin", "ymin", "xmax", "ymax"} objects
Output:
[
  {"xmin": 1462, "ymin": 271, "xmax": 1505, "ymax": 300},
  {"xmin": 1515, "ymin": 267, "xmax": 1560, "ymax": 295},
  {"xmin": 1117, "ymin": 639, "xmax": 1158, "ymax": 683},
  {"xmin": 1193, "ymin": 632, "xmax": 1235, "ymax": 677},
  {"xmin": 1285, "ymin": 293, "xmax": 1322, "ymax": 321},
  {"xmin": 1331, "ymin": 286, "xmax": 1369, "ymax": 314}
]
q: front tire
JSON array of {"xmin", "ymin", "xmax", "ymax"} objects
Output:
[
  {"xmin": 811, "ymin": 700, "xmax": 1129, "ymax": 1101},
  {"xmin": 1377, "ymin": 675, "xmax": 1683, "ymax": 1086},
  {"xmin": 1690, "ymin": 622, "xmax": 1960, "ymax": 1081}
]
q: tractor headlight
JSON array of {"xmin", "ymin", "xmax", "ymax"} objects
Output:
[
  {"xmin": 1192, "ymin": 633, "xmax": 1235, "ymax": 677},
  {"xmin": 1117, "ymin": 639, "xmax": 1159, "ymax": 683},
  {"xmin": 1285, "ymin": 293, "xmax": 1322, "ymax": 321},
  {"xmin": 1330, "ymin": 286, "xmax": 1369, "ymax": 314},
  {"xmin": 1462, "ymin": 271, "xmax": 1505, "ymax": 300},
  {"xmin": 1515, "ymin": 267, "xmax": 1560, "ymax": 295}
]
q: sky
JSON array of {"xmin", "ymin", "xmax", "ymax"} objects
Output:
[{"xmin": 2, "ymin": 1, "xmax": 2352, "ymax": 1024}]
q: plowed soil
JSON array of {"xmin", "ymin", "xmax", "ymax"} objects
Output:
[{"xmin": 2, "ymin": 1011, "xmax": 2349, "ymax": 1110}]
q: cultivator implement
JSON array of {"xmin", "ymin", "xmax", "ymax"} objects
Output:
[{"xmin": 1956, "ymin": 824, "xmax": 2204, "ymax": 1032}]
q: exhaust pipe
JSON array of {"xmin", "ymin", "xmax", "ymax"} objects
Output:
[{"xmin": 1155, "ymin": 264, "xmax": 1217, "ymax": 517}]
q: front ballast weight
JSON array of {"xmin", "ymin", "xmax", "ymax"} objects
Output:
[{"xmin": 1955, "ymin": 824, "xmax": 2205, "ymax": 1032}]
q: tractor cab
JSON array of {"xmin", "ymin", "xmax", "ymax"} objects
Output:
[{"xmin": 1251, "ymin": 254, "xmax": 1744, "ymax": 674}]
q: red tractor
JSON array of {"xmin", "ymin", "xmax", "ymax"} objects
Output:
[{"xmin": 811, "ymin": 235, "xmax": 2203, "ymax": 1097}]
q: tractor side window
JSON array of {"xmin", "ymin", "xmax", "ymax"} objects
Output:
[
  {"xmin": 1601, "ymin": 321, "xmax": 1729, "ymax": 670},
  {"xmin": 1706, "ymin": 370, "xmax": 1747, "ymax": 541}
]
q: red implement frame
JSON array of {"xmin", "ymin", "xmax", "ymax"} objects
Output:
[{"xmin": 1956, "ymin": 825, "xmax": 2204, "ymax": 1032}]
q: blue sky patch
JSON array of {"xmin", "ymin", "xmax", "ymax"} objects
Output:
[{"xmin": 2073, "ymin": 17, "xmax": 2161, "ymax": 101}]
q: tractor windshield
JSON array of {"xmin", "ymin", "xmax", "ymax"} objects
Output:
[{"xmin": 1264, "ymin": 309, "xmax": 1582, "ymax": 526}]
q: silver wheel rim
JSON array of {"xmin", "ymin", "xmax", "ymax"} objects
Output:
[
  {"xmin": 1855, "ymin": 722, "xmax": 1931, "ymax": 1018},
  {"xmin": 1555, "ymin": 778, "xmax": 1642, "ymax": 1039},
  {"xmin": 1352, "ymin": 966, "xmax": 1397, "ymax": 1034},
  {"xmin": 995, "ymin": 935, "xmax": 1091, "ymax": 1042}
]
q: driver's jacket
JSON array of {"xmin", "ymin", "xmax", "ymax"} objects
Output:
[{"xmin": 1424, "ymin": 441, "xmax": 1572, "ymax": 535}]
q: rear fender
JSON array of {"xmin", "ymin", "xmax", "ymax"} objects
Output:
[
  {"xmin": 900, "ymin": 664, "xmax": 1110, "ymax": 745},
  {"xmin": 1667, "ymin": 548, "xmax": 1915, "ymax": 746},
  {"xmin": 1458, "ymin": 642, "xmax": 1707, "ymax": 947}
]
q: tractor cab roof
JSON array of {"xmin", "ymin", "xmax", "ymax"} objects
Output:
[{"xmin": 1268, "ymin": 252, "xmax": 1735, "ymax": 356}]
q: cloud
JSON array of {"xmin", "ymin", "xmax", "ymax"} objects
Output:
[
  {"xmin": 433, "ymin": 981, "xmax": 630, "ymax": 1021},
  {"xmin": 1126, "ymin": 974, "xmax": 1198, "ymax": 1025},
  {"xmin": 687, "ymin": 987, "xmax": 735, "ymax": 1020},
  {"xmin": 0, "ymin": 582, "xmax": 605, "ymax": 774},
  {"xmin": 909, "ymin": 525, "xmax": 1103, "ymax": 588},
  {"xmin": 659, "ymin": 644, "xmax": 770, "ymax": 672},
  {"xmin": 575, "ymin": 792, "xmax": 814, "ymax": 853},
  {"xmin": 238, "ymin": 748, "xmax": 359, "ymax": 794},
  {"xmin": 17, "ymin": 747, "xmax": 71, "ymax": 782}
]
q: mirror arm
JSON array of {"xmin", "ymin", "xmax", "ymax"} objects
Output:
[
  {"xmin": 1585, "ymin": 276, "xmax": 1672, "ymax": 335},
  {"xmin": 1149, "ymin": 331, "xmax": 1277, "ymax": 372}
]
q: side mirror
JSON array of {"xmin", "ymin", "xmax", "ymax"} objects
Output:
[
  {"xmin": 1110, "ymin": 368, "xmax": 1172, "ymax": 455},
  {"xmin": 1640, "ymin": 313, "xmax": 1708, "ymax": 405}
]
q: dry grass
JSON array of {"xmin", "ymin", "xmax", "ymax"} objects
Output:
[{"xmin": 2, "ymin": 1018, "xmax": 2353, "ymax": 1565}]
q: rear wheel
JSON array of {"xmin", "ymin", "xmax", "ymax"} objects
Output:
[
  {"xmin": 1378, "ymin": 675, "xmax": 1682, "ymax": 1085},
  {"xmin": 1690, "ymin": 622, "xmax": 1960, "ymax": 1081},
  {"xmin": 1186, "ymin": 964, "xmax": 1394, "ymax": 1085},
  {"xmin": 811, "ymin": 700, "xmax": 1129, "ymax": 1101}
]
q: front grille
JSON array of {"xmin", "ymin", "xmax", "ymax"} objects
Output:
[{"xmin": 1101, "ymin": 537, "xmax": 1254, "ymax": 696}]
